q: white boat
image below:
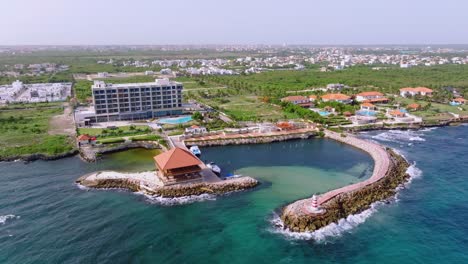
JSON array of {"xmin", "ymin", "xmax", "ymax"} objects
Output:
[
  {"xmin": 189, "ymin": 145, "xmax": 201, "ymax": 156},
  {"xmin": 206, "ymin": 162, "xmax": 221, "ymax": 174}
]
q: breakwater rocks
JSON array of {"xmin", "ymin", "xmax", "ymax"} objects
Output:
[
  {"xmin": 0, "ymin": 149, "xmax": 78, "ymax": 162},
  {"xmin": 280, "ymin": 149, "xmax": 409, "ymax": 233},
  {"xmin": 185, "ymin": 131, "xmax": 317, "ymax": 147},
  {"xmin": 80, "ymin": 141, "xmax": 162, "ymax": 162},
  {"xmin": 76, "ymin": 172, "xmax": 259, "ymax": 198}
]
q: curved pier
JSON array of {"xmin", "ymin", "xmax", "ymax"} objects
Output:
[{"xmin": 281, "ymin": 130, "xmax": 409, "ymax": 232}]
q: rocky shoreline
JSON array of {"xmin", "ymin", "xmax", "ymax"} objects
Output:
[
  {"xmin": 76, "ymin": 171, "xmax": 259, "ymax": 198},
  {"xmin": 185, "ymin": 131, "xmax": 318, "ymax": 147},
  {"xmin": 280, "ymin": 131, "xmax": 410, "ymax": 233},
  {"xmin": 0, "ymin": 149, "xmax": 78, "ymax": 162}
]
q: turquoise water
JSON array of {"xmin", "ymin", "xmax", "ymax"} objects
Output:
[
  {"xmin": 158, "ymin": 116, "xmax": 192, "ymax": 124},
  {"xmin": 356, "ymin": 110, "xmax": 377, "ymax": 116},
  {"xmin": 318, "ymin": 111, "xmax": 331, "ymax": 116},
  {"xmin": 1, "ymin": 127, "xmax": 468, "ymax": 263}
]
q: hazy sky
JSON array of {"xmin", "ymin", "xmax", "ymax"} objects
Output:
[{"xmin": 2, "ymin": 0, "xmax": 468, "ymax": 45}]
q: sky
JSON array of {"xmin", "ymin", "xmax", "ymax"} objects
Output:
[{"xmin": 1, "ymin": 0, "xmax": 468, "ymax": 45}]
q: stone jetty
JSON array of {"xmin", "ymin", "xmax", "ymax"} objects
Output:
[
  {"xmin": 76, "ymin": 171, "xmax": 259, "ymax": 198},
  {"xmin": 280, "ymin": 131, "xmax": 410, "ymax": 233}
]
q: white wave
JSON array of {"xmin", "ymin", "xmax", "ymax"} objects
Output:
[
  {"xmin": 420, "ymin": 127, "xmax": 439, "ymax": 132},
  {"xmin": 139, "ymin": 192, "xmax": 216, "ymax": 206},
  {"xmin": 270, "ymin": 202, "xmax": 384, "ymax": 242},
  {"xmin": 271, "ymin": 162, "xmax": 423, "ymax": 241},
  {"xmin": 0, "ymin": 214, "xmax": 19, "ymax": 225},
  {"xmin": 75, "ymin": 183, "xmax": 90, "ymax": 190},
  {"xmin": 371, "ymin": 130, "xmax": 425, "ymax": 143}
]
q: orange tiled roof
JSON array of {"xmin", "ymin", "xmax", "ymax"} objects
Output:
[
  {"xmin": 356, "ymin": 91, "xmax": 383, "ymax": 97},
  {"xmin": 366, "ymin": 97, "xmax": 389, "ymax": 103},
  {"xmin": 400, "ymin": 87, "xmax": 433, "ymax": 93},
  {"xmin": 321, "ymin": 93, "xmax": 351, "ymax": 100},
  {"xmin": 361, "ymin": 102, "xmax": 375, "ymax": 108},
  {"xmin": 309, "ymin": 95, "xmax": 317, "ymax": 99},
  {"xmin": 390, "ymin": 110, "xmax": 405, "ymax": 117},
  {"xmin": 408, "ymin": 103, "xmax": 420, "ymax": 109},
  {"xmin": 77, "ymin": 134, "xmax": 91, "ymax": 141},
  {"xmin": 453, "ymin": 98, "xmax": 466, "ymax": 102},
  {"xmin": 154, "ymin": 147, "xmax": 201, "ymax": 170},
  {"xmin": 281, "ymin": 96, "xmax": 308, "ymax": 102}
]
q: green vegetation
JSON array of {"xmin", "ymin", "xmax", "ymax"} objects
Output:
[
  {"xmin": 395, "ymin": 97, "xmax": 468, "ymax": 121},
  {"xmin": 74, "ymin": 80, "xmax": 93, "ymax": 102},
  {"xmin": 129, "ymin": 135, "xmax": 162, "ymax": 141},
  {"xmin": 78, "ymin": 125, "xmax": 151, "ymax": 139},
  {"xmin": 97, "ymin": 138, "xmax": 125, "ymax": 144},
  {"xmin": 0, "ymin": 106, "xmax": 74, "ymax": 158}
]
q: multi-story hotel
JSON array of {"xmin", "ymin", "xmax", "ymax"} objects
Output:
[{"xmin": 76, "ymin": 78, "xmax": 183, "ymax": 124}]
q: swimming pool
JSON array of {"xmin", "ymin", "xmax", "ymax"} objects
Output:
[
  {"xmin": 450, "ymin": 102, "xmax": 461, "ymax": 106},
  {"xmin": 318, "ymin": 111, "xmax": 331, "ymax": 116},
  {"xmin": 158, "ymin": 116, "xmax": 193, "ymax": 124},
  {"xmin": 356, "ymin": 110, "xmax": 377, "ymax": 116}
]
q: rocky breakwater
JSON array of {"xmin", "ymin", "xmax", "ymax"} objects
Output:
[
  {"xmin": 76, "ymin": 171, "xmax": 259, "ymax": 198},
  {"xmin": 185, "ymin": 131, "xmax": 317, "ymax": 147},
  {"xmin": 280, "ymin": 131, "xmax": 410, "ymax": 233}
]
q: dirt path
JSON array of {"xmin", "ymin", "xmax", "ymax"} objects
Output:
[{"xmin": 49, "ymin": 103, "xmax": 76, "ymax": 136}]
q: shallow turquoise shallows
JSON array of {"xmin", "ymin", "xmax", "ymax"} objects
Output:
[
  {"xmin": 1, "ymin": 127, "xmax": 468, "ymax": 263},
  {"xmin": 158, "ymin": 116, "xmax": 192, "ymax": 124}
]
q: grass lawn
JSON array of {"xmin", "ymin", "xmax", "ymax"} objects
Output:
[
  {"xmin": 202, "ymin": 95, "xmax": 299, "ymax": 121},
  {"xmin": 78, "ymin": 125, "xmax": 150, "ymax": 138},
  {"xmin": 395, "ymin": 97, "xmax": 468, "ymax": 120},
  {"xmin": 0, "ymin": 106, "xmax": 75, "ymax": 158}
]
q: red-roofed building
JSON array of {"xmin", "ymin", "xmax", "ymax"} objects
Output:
[
  {"xmin": 400, "ymin": 87, "xmax": 433, "ymax": 97},
  {"xmin": 77, "ymin": 134, "xmax": 96, "ymax": 145},
  {"xmin": 407, "ymin": 103, "xmax": 421, "ymax": 111},
  {"xmin": 451, "ymin": 98, "xmax": 467, "ymax": 105},
  {"xmin": 154, "ymin": 147, "xmax": 202, "ymax": 185},
  {"xmin": 355, "ymin": 91, "xmax": 389, "ymax": 103},
  {"xmin": 389, "ymin": 110, "xmax": 406, "ymax": 118},
  {"xmin": 281, "ymin": 96, "xmax": 311, "ymax": 108},
  {"xmin": 360, "ymin": 102, "xmax": 376, "ymax": 111},
  {"xmin": 321, "ymin": 93, "xmax": 352, "ymax": 104}
]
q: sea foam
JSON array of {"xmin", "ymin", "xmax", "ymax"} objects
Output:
[
  {"xmin": 270, "ymin": 162, "xmax": 423, "ymax": 242},
  {"xmin": 371, "ymin": 130, "xmax": 426, "ymax": 142},
  {"xmin": 0, "ymin": 214, "xmax": 19, "ymax": 225},
  {"xmin": 139, "ymin": 193, "xmax": 217, "ymax": 206}
]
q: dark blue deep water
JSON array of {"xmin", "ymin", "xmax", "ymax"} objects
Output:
[{"xmin": 1, "ymin": 126, "xmax": 468, "ymax": 263}]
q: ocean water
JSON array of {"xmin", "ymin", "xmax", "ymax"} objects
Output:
[{"xmin": 1, "ymin": 128, "xmax": 468, "ymax": 263}]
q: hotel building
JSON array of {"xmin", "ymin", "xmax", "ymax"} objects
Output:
[{"xmin": 76, "ymin": 78, "xmax": 183, "ymax": 124}]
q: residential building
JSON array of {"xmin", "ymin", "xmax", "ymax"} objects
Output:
[
  {"xmin": 355, "ymin": 91, "xmax": 389, "ymax": 103},
  {"xmin": 407, "ymin": 103, "xmax": 421, "ymax": 111},
  {"xmin": 451, "ymin": 98, "xmax": 467, "ymax": 105},
  {"xmin": 400, "ymin": 87, "xmax": 433, "ymax": 97},
  {"xmin": 281, "ymin": 95, "xmax": 311, "ymax": 108},
  {"xmin": 360, "ymin": 102, "xmax": 376, "ymax": 111},
  {"xmin": 326, "ymin": 83, "xmax": 348, "ymax": 90},
  {"xmin": 321, "ymin": 93, "xmax": 352, "ymax": 104},
  {"xmin": 185, "ymin": 125, "xmax": 207, "ymax": 135}
]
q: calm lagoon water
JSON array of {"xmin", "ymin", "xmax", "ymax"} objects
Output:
[{"xmin": 1, "ymin": 127, "xmax": 468, "ymax": 263}]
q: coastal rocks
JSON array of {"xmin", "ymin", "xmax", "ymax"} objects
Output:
[
  {"xmin": 185, "ymin": 132, "xmax": 317, "ymax": 147},
  {"xmin": 80, "ymin": 141, "xmax": 162, "ymax": 162},
  {"xmin": 76, "ymin": 173, "xmax": 259, "ymax": 199},
  {"xmin": 0, "ymin": 149, "xmax": 78, "ymax": 162},
  {"xmin": 280, "ymin": 149, "xmax": 410, "ymax": 233}
]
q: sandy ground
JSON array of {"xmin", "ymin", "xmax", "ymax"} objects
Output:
[{"xmin": 49, "ymin": 103, "xmax": 76, "ymax": 136}]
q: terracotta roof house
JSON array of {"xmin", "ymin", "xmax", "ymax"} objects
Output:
[
  {"xmin": 309, "ymin": 95, "xmax": 317, "ymax": 102},
  {"xmin": 360, "ymin": 102, "xmax": 376, "ymax": 110},
  {"xmin": 451, "ymin": 98, "xmax": 467, "ymax": 105},
  {"xmin": 407, "ymin": 103, "xmax": 421, "ymax": 111},
  {"xmin": 154, "ymin": 147, "xmax": 202, "ymax": 185},
  {"xmin": 400, "ymin": 87, "xmax": 433, "ymax": 97},
  {"xmin": 389, "ymin": 109, "xmax": 406, "ymax": 118},
  {"xmin": 355, "ymin": 91, "xmax": 388, "ymax": 103},
  {"xmin": 77, "ymin": 134, "xmax": 96, "ymax": 145},
  {"xmin": 281, "ymin": 95, "xmax": 311, "ymax": 108},
  {"xmin": 321, "ymin": 93, "xmax": 352, "ymax": 104}
]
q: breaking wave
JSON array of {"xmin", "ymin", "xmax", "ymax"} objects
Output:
[
  {"xmin": 0, "ymin": 214, "xmax": 19, "ymax": 225},
  {"xmin": 140, "ymin": 193, "xmax": 216, "ymax": 206},
  {"xmin": 270, "ymin": 202, "xmax": 384, "ymax": 242},
  {"xmin": 270, "ymin": 163, "xmax": 423, "ymax": 242},
  {"xmin": 371, "ymin": 130, "xmax": 426, "ymax": 142}
]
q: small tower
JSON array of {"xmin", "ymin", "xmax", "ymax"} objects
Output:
[{"xmin": 308, "ymin": 194, "xmax": 324, "ymax": 214}]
